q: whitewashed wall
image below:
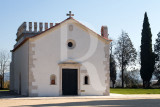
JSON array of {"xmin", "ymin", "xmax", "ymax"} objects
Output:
[
  {"xmin": 12, "ymin": 41, "xmax": 29, "ymax": 96},
  {"xmin": 29, "ymin": 19, "xmax": 110, "ymax": 96}
]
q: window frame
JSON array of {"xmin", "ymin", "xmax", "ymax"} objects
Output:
[
  {"xmin": 84, "ymin": 75, "xmax": 89, "ymax": 85},
  {"xmin": 50, "ymin": 74, "xmax": 56, "ymax": 85}
]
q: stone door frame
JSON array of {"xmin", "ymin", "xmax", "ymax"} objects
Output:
[{"xmin": 58, "ymin": 62, "xmax": 81, "ymax": 96}]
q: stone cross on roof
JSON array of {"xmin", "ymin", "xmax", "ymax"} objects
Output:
[{"xmin": 66, "ymin": 11, "xmax": 74, "ymax": 18}]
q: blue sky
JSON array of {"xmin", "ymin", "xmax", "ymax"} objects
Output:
[{"xmin": 0, "ymin": 0, "xmax": 160, "ymax": 51}]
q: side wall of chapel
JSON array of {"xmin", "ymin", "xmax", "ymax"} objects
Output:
[{"xmin": 12, "ymin": 41, "xmax": 29, "ymax": 96}]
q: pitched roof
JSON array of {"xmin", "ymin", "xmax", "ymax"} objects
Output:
[{"xmin": 12, "ymin": 17, "xmax": 112, "ymax": 52}]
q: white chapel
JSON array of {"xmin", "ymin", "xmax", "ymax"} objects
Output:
[{"xmin": 10, "ymin": 11, "xmax": 111, "ymax": 97}]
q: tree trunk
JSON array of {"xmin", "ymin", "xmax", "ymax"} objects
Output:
[
  {"xmin": 143, "ymin": 80, "xmax": 150, "ymax": 88},
  {"xmin": 157, "ymin": 79, "xmax": 160, "ymax": 85},
  {"xmin": 2, "ymin": 70, "xmax": 4, "ymax": 89},
  {"xmin": 121, "ymin": 37, "xmax": 124, "ymax": 88},
  {"xmin": 143, "ymin": 80, "xmax": 145, "ymax": 88},
  {"xmin": 144, "ymin": 81, "xmax": 147, "ymax": 88},
  {"xmin": 112, "ymin": 80, "xmax": 115, "ymax": 88},
  {"xmin": 0, "ymin": 79, "xmax": 2, "ymax": 89},
  {"xmin": 122, "ymin": 64, "xmax": 124, "ymax": 88},
  {"xmin": 147, "ymin": 81, "xmax": 150, "ymax": 88}
]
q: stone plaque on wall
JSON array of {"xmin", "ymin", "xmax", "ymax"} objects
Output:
[
  {"xmin": 81, "ymin": 70, "xmax": 87, "ymax": 73},
  {"xmin": 81, "ymin": 90, "xmax": 85, "ymax": 92}
]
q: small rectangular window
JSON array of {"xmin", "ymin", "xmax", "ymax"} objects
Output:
[{"xmin": 84, "ymin": 76, "xmax": 89, "ymax": 85}]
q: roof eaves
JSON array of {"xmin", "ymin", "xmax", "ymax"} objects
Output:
[{"xmin": 11, "ymin": 17, "xmax": 112, "ymax": 52}]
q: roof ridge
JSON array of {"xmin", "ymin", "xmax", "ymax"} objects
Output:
[{"xmin": 12, "ymin": 17, "xmax": 111, "ymax": 52}]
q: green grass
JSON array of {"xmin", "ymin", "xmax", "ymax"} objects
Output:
[
  {"xmin": 110, "ymin": 88, "xmax": 160, "ymax": 94},
  {"xmin": 0, "ymin": 89, "xmax": 9, "ymax": 91}
]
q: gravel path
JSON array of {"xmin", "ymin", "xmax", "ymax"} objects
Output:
[{"xmin": 0, "ymin": 91, "xmax": 160, "ymax": 107}]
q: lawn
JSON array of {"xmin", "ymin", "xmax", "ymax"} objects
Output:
[
  {"xmin": 0, "ymin": 89, "xmax": 9, "ymax": 91},
  {"xmin": 110, "ymin": 88, "xmax": 160, "ymax": 94}
]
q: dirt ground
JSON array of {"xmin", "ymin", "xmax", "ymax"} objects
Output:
[{"xmin": 0, "ymin": 91, "xmax": 160, "ymax": 107}]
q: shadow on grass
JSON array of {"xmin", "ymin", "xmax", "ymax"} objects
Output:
[{"xmin": 15, "ymin": 99, "xmax": 160, "ymax": 107}]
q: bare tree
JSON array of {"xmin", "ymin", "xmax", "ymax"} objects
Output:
[
  {"xmin": 114, "ymin": 31, "xmax": 137, "ymax": 88},
  {"xmin": 0, "ymin": 50, "xmax": 10, "ymax": 89}
]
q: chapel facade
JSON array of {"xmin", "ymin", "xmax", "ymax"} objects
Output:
[{"xmin": 10, "ymin": 12, "xmax": 111, "ymax": 97}]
